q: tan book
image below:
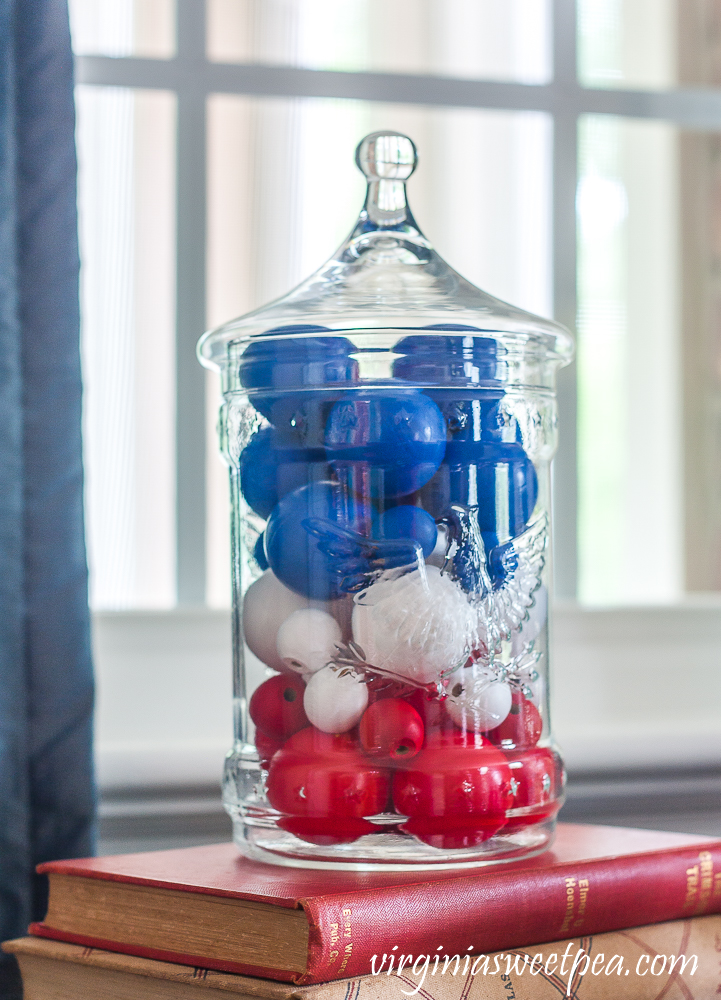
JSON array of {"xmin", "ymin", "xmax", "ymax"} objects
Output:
[{"xmin": 5, "ymin": 915, "xmax": 721, "ymax": 999}]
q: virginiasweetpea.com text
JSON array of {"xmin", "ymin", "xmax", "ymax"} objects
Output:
[{"xmin": 370, "ymin": 943, "xmax": 697, "ymax": 997}]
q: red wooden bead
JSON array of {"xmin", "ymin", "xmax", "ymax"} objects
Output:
[
  {"xmin": 392, "ymin": 731, "xmax": 513, "ymax": 848},
  {"xmin": 504, "ymin": 747, "xmax": 564, "ymax": 832},
  {"xmin": 266, "ymin": 727, "xmax": 390, "ymax": 821},
  {"xmin": 255, "ymin": 729, "xmax": 283, "ymax": 769},
  {"xmin": 487, "ymin": 691, "xmax": 542, "ymax": 748},
  {"xmin": 405, "ymin": 689, "xmax": 456, "ymax": 740},
  {"xmin": 278, "ymin": 816, "xmax": 377, "ymax": 846},
  {"xmin": 359, "ymin": 698, "xmax": 424, "ymax": 762},
  {"xmin": 249, "ymin": 674, "xmax": 308, "ymax": 741}
]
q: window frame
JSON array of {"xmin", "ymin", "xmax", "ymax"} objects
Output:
[{"xmin": 75, "ymin": 0, "xmax": 721, "ymax": 788}]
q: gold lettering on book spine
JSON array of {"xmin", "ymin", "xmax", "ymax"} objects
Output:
[
  {"xmin": 337, "ymin": 908, "xmax": 353, "ymax": 975},
  {"xmin": 328, "ymin": 921, "xmax": 340, "ymax": 963},
  {"xmin": 684, "ymin": 865, "xmax": 700, "ymax": 911},
  {"xmin": 683, "ymin": 853, "xmax": 716, "ymax": 913},
  {"xmin": 573, "ymin": 878, "xmax": 590, "ymax": 928},
  {"xmin": 559, "ymin": 877, "xmax": 577, "ymax": 934},
  {"xmin": 696, "ymin": 852, "xmax": 715, "ymax": 914}
]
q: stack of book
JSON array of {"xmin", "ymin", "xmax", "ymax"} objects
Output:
[{"xmin": 4, "ymin": 823, "xmax": 721, "ymax": 998}]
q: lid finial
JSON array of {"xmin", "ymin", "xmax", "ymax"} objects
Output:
[
  {"xmin": 354, "ymin": 132, "xmax": 418, "ymax": 228},
  {"xmin": 355, "ymin": 132, "xmax": 417, "ymax": 181}
]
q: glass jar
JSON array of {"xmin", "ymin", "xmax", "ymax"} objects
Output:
[{"xmin": 198, "ymin": 132, "xmax": 574, "ymax": 869}]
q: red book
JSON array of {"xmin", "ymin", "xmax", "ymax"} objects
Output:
[{"xmin": 30, "ymin": 823, "xmax": 721, "ymax": 985}]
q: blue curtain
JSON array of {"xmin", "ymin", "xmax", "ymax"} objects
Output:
[{"xmin": 0, "ymin": 0, "xmax": 95, "ymax": 989}]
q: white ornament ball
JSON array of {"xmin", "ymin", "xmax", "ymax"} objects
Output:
[
  {"xmin": 303, "ymin": 666, "xmax": 369, "ymax": 734},
  {"xmin": 243, "ymin": 571, "xmax": 313, "ymax": 671},
  {"xmin": 352, "ymin": 566, "xmax": 476, "ymax": 685},
  {"xmin": 445, "ymin": 665, "xmax": 512, "ymax": 732},
  {"xmin": 276, "ymin": 608, "xmax": 342, "ymax": 675}
]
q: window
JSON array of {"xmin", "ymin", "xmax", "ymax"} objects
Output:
[{"xmin": 73, "ymin": 0, "xmax": 721, "ymax": 788}]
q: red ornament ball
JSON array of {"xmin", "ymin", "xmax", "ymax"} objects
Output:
[
  {"xmin": 277, "ymin": 816, "xmax": 377, "ymax": 846},
  {"xmin": 487, "ymin": 691, "xmax": 542, "ymax": 749},
  {"xmin": 392, "ymin": 731, "xmax": 513, "ymax": 848},
  {"xmin": 249, "ymin": 674, "xmax": 308, "ymax": 741},
  {"xmin": 255, "ymin": 729, "xmax": 283, "ymax": 768},
  {"xmin": 405, "ymin": 689, "xmax": 448, "ymax": 733},
  {"xmin": 359, "ymin": 699, "xmax": 424, "ymax": 762},
  {"xmin": 266, "ymin": 727, "xmax": 390, "ymax": 821},
  {"xmin": 504, "ymin": 747, "xmax": 564, "ymax": 831}
]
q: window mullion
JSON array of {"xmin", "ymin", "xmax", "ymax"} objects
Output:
[
  {"xmin": 175, "ymin": 0, "xmax": 209, "ymax": 604},
  {"xmin": 551, "ymin": 0, "xmax": 579, "ymax": 600}
]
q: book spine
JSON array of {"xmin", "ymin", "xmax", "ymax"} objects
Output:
[
  {"xmin": 26, "ymin": 924, "xmax": 299, "ymax": 983},
  {"xmin": 298, "ymin": 844, "xmax": 721, "ymax": 984}
]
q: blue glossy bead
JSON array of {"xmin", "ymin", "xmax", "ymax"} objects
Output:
[
  {"xmin": 265, "ymin": 395, "xmax": 335, "ymax": 450},
  {"xmin": 392, "ymin": 332, "xmax": 523, "ymax": 450},
  {"xmin": 479, "ymin": 398, "xmax": 525, "ymax": 445},
  {"xmin": 239, "ymin": 328, "xmax": 359, "ymax": 419},
  {"xmin": 238, "ymin": 427, "xmax": 329, "ymax": 519},
  {"xmin": 239, "ymin": 428, "xmax": 278, "ymax": 518},
  {"xmin": 392, "ymin": 329, "xmax": 502, "ymax": 387},
  {"xmin": 264, "ymin": 481, "xmax": 371, "ymax": 600},
  {"xmin": 324, "ymin": 392, "xmax": 446, "ymax": 498},
  {"xmin": 419, "ymin": 442, "xmax": 538, "ymax": 540},
  {"xmin": 373, "ymin": 505, "xmax": 438, "ymax": 560},
  {"xmin": 427, "ymin": 391, "xmax": 525, "ymax": 449},
  {"xmin": 430, "ymin": 394, "xmax": 508, "ymax": 444}
]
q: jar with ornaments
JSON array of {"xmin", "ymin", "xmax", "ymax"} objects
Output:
[{"xmin": 198, "ymin": 131, "xmax": 574, "ymax": 869}]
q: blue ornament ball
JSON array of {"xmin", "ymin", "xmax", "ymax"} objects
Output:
[
  {"xmin": 480, "ymin": 398, "xmax": 525, "ymax": 445},
  {"xmin": 238, "ymin": 427, "xmax": 328, "ymax": 519},
  {"xmin": 474, "ymin": 444, "xmax": 537, "ymax": 538},
  {"xmin": 239, "ymin": 329, "xmax": 359, "ymax": 419},
  {"xmin": 324, "ymin": 392, "xmax": 446, "ymax": 498},
  {"xmin": 392, "ymin": 332, "xmax": 527, "ymax": 453},
  {"xmin": 419, "ymin": 442, "xmax": 538, "ymax": 540},
  {"xmin": 264, "ymin": 481, "xmax": 371, "ymax": 600},
  {"xmin": 264, "ymin": 396, "xmax": 333, "ymax": 450},
  {"xmin": 431, "ymin": 394, "xmax": 506, "ymax": 444},
  {"xmin": 392, "ymin": 329, "xmax": 501, "ymax": 387},
  {"xmin": 373, "ymin": 505, "xmax": 438, "ymax": 560}
]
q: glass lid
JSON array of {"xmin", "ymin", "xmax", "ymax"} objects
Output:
[{"xmin": 198, "ymin": 131, "xmax": 574, "ymax": 371}]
